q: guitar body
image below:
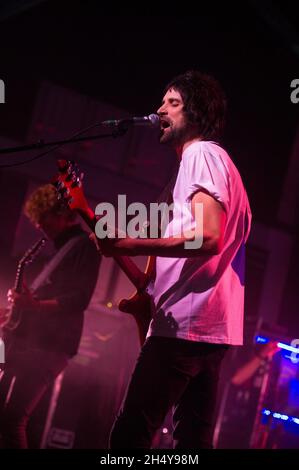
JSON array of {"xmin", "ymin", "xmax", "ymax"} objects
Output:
[
  {"xmin": 2, "ymin": 305, "xmax": 22, "ymax": 331},
  {"xmin": 118, "ymin": 253, "xmax": 156, "ymax": 344},
  {"xmin": 0, "ymin": 307, "xmax": 9, "ymax": 327},
  {"xmin": 1, "ymin": 237, "xmax": 46, "ymax": 332},
  {"xmin": 118, "ymin": 290, "xmax": 152, "ymax": 345}
]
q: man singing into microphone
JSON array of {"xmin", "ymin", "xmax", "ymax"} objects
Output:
[{"xmin": 99, "ymin": 70, "xmax": 252, "ymax": 449}]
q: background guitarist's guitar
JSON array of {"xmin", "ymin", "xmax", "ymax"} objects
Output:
[
  {"xmin": 52, "ymin": 159, "xmax": 154, "ymax": 345},
  {"xmin": 1, "ymin": 237, "xmax": 46, "ymax": 331}
]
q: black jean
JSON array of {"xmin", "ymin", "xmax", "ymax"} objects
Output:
[
  {"xmin": 110, "ymin": 336, "xmax": 228, "ymax": 449},
  {"xmin": 0, "ymin": 346, "xmax": 69, "ymax": 448}
]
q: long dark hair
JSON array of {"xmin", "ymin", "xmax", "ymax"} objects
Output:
[{"xmin": 165, "ymin": 70, "xmax": 227, "ymax": 141}]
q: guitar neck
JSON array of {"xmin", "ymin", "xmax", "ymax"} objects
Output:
[
  {"xmin": 14, "ymin": 265, "xmax": 24, "ymax": 294},
  {"xmin": 77, "ymin": 207, "xmax": 146, "ymax": 291},
  {"xmin": 12, "ymin": 238, "xmax": 46, "ymax": 296}
]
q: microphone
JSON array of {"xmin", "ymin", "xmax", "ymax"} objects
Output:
[{"xmin": 102, "ymin": 113, "xmax": 160, "ymax": 128}]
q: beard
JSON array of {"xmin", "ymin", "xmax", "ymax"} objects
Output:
[{"xmin": 159, "ymin": 124, "xmax": 188, "ymax": 147}]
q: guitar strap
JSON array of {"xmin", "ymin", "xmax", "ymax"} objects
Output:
[{"xmin": 30, "ymin": 234, "xmax": 83, "ymax": 293}]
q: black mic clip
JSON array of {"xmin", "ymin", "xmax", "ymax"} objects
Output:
[{"xmin": 102, "ymin": 114, "xmax": 160, "ymax": 131}]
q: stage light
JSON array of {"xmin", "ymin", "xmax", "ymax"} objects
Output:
[
  {"xmin": 262, "ymin": 409, "xmax": 299, "ymax": 425},
  {"xmin": 277, "ymin": 342, "xmax": 299, "ymax": 354},
  {"xmin": 255, "ymin": 335, "xmax": 269, "ymax": 344},
  {"xmin": 255, "ymin": 336, "xmax": 299, "ymax": 362}
]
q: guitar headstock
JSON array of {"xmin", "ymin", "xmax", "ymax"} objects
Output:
[
  {"xmin": 52, "ymin": 160, "xmax": 88, "ymax": 213},
  {"xmin": 19, "ymin": 237, "xmax": 46, "ymax": 267}
]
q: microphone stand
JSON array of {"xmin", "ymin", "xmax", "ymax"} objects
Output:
[{"xmin": 0, "ymin": 125, "xmax": 128, "ymax": 155}]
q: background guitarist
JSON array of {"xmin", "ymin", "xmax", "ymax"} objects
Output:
[{"xmin": 0, "ymin": 184, "xmax": 100, "ymax": 448}]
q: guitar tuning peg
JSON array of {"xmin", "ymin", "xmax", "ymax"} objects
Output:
[
  {"xmin": 71, "ymin": 171, "xmax": 77, "ymax": 182},
  {"xmin": 66, "ymin": 165, "xmax": 73, "ymax": 176},
  {"xmin": 57, "ymin": 186, "xmax": 68, "ymax": 199},
  {"xmin": 54, "ymin": 180, "xmax": 64, "ymax": 190}
]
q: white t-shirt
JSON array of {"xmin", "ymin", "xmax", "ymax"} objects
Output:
[{"xmin": 147, "ymin": 140, "xmax": 252, "ymax": 345}]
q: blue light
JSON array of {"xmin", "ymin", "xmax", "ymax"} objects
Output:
[
  {"xmin": 262, "ymin": 409, "xmax": 299, "ymax": 425},
  {"xmin": 254, "ymin": 336, "xmax": 299, "ymax": 363},
  {"xmin": 277, "ymin": 342, "xmax": 299, "ymax": 354},
  {"xmin": 255, "ymin": 336, "xmax": 269, "ymax": 344}
]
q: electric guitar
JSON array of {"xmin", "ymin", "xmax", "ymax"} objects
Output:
[
  {"xmin": 52, "ymin": 160, "xmax": 154, "ymax": 345},
  {"xmin": 2, "ymin": 237, "xmax": 46, "ymax": 331}
]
